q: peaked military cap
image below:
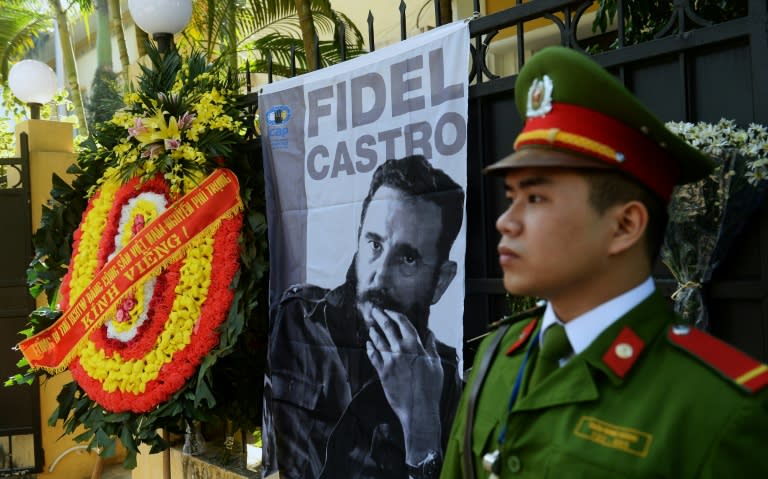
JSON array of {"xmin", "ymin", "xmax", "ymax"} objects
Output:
[{"xmin": 484, "ymin": 46, "xmax": 715, "ymax": 201}]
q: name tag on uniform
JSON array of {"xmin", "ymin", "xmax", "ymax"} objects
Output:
[{"xmin": 573, "ymin": 416, "xmax": 653, "ymax": 457}]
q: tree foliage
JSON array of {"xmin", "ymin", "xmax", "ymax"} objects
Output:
[
  {"xmin": 182, "ymin": 0, "xmax": 365, "ymax": 77},
  {"xmin": 0, "ymin": 0, "xmax": 52, "ymax": 83}
]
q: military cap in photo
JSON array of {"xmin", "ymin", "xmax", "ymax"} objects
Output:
[{"xmin": 484, "ymin": 46, "xmax": 715, "ymax": 201}]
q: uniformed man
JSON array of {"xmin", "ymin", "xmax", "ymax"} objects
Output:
[{"xmin": 440, "ymin": 46, "xmax": 768, "ymax": 478}]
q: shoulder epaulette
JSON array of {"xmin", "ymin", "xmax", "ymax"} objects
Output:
[
  {"xmin": 668, "ymin": 324, "xmax": 768, "ymax": 394},
  {"xmin": 486, "ymin": 302, "xmax": 546, "ymax": 331},
  {"xmin": 465, "ymin": 304, "xmax": 544, "ymax": 347}
]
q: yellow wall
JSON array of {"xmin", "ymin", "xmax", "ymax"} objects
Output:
[
  {"xmin": 14, "ymin": 120, "xmax": 118, "ymax": 479},
  {"xmin": 39, "ymin": 372, "xmax": 101, "ymax": 479},
  {"xmin": 15, "ymin": 120, "xmax": 76, "ymax": 233}
]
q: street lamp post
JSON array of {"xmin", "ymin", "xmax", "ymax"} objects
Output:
[
  {"xmin": 128, "ymin": 0, "xmax": 193, "ymax": 54},
  {"xmin": 8, "ymin": 60, "xmax": 57, "ymax": 120}
]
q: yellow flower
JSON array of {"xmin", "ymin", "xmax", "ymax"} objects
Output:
[
  {"xmin": 111, "ymin": 111, "xmax": 135, "ymax": 129},
  {"xmin": 69, "ymin": 181, "xmax": 120, "ymax": 299},
  {"xmin": 77, "ymin": 228, "xmax": 219, "ymax": 394},
  {"xmin": 123, "ymin": 92, "xmax": 142, "ymax": 106},
  {"xmin": 113, "ymin": 140, "xmax": 133, "ymax": 156}
]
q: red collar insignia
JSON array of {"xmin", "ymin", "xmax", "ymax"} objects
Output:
[
  {"xmin": 505, "ymin": 318, "xmax": 539, "ymax": 356},
  {"xmin": 602, "ymin": 326, "xmax": 646, "ymax": 378}
]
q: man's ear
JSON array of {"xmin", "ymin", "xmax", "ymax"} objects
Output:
[
  {"xmin": 431, "ymin": 260, "xmax": 457, "ymax": 304},
  {"xmin": 608, "ymin": 200, "xmax": 648, "ymax": 256}
]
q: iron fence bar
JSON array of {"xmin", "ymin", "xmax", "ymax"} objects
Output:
[
  {"xmin": 434, "ymin": 0, "xmax": 441, "ymax": 27},
  {"xmin": 267, "ymin": 51, "xmax": 273, "ymax": 83},
  {"xmin": 479, "ymin": 32, "xmax": 500, "ymax": 80},
  {"xmin": 314, "ymin": 33, "xmax": 321, "ymax": 69},
  {"xmin": 290, "ymin": 44, "xmax": 297, "ymax": 77},
  {"xmin": 246, "ymin": 59, "xmax": 252, "ymax": 93},
  {"xmin": 748, "ymin": 0, "xmax": 768, "ymax": 124},
  {"xmin": 474, "ymin": 35, "xmax": 484, "ymax": 83},
  {"xmin": 339, "ymin": 22, "xmax": 347, "ymax": 61},
  {"xmin": 368, "ymin": 11, "xmax": 376, "ymax": 51},
  {"xmin": 562, "ymin": 7, "xmax": 572, "ymax": 46},
  {"xmin": 400, "ymin": 0, "xmax": 407, "ymax": 40},
  {"xmin": 617, "ymin": 0, "xmax": 625, "ymax": 48},
  {"xmin": 676, "ymin": 0, "xmax": 686, "ymax": 35},
  {"xmin": 543, "ymin": 12, "xmax": 567, "ymax": 45},
  {"xmin": 18, "ymin": 131, "xmax": 41, "ymax": 473},
  {"xmin": 514, "ymin": 0, "xmax": 526, "ymax": 71},
  {"xmin": 468, "ymin": 75, "xmax": 517, "ymax": 99},
  {"xmin": 468, "ymin": 43, "xmax": 478, "ymax": 83},
  {"xmin": 19, "ymin": 133, "xmax": 31, "ymax": 265},
  {"xmin": 569, "ymin": 2, "xmax": 593, "ymax": 52},
  {"xmin": 680, "ymin": 51, "xmax": 692, "ymax": 120}
]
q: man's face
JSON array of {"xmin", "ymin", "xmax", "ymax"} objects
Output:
[
  {"xmin": 496, "ymin": 167, "xmax": 617, "ymax": 305},
  {"xmin": 355, "ymin": 186, "xmax": 445, "ymax": 327}
]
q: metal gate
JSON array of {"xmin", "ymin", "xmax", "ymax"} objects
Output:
[
  {"xmin": 0, "ymin": 132, "xmax": 44, "ymax": 474},
  {"xmin": 463, "ymin": 0, "xmax": 768, "ymax": 363},
  {"xmin": 244, "ymin": 0, "xmax": 768, "ymax": 364}
]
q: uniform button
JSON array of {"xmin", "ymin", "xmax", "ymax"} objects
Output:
[
  {"xmin": 615, "ymin": 342, "xmax": 634, "ymax": 359},
  {"xmin": 507, "ymin": 455, "xmax": 522, "ymax": 473}
]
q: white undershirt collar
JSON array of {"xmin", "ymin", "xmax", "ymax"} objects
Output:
[{"xmin": 539, "ymin": 277, "xmax": 655, "ymax": 355}]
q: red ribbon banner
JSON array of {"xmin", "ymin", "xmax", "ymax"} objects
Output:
[{"xmin": 18, "ymin": 168, "xmax": 242, "ymax": 372}]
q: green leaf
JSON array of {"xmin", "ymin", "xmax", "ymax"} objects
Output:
[
  {"xmin": 123, "ymin": 450, "xmax": 138, "ymax": 470},
  {"xmin": 120, "ymin": 424, "xmax": 138, "ymax": 453},
  {"xmin": 55, "ymin": 381, "xmax": 79, "ymax": 418},
  {"xmin": 74, "ymin": 429, "xmax": 94, "ymax": 443}
]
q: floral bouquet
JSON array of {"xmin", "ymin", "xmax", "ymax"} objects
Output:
[
  {"xmin": 10, "ymin": 46, "xmax": 268, "ymax": 468},
  {"xmin": 662, "ymin": 119, "xmax": 768, "ymax": 328}
]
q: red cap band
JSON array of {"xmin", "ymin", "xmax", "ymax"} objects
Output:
[{"xmin": 514, "ymin": 103, "xmax": 680, "ymax": 200}]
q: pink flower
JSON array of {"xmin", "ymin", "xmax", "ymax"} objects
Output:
[
  {"xmin": 141, "ymin": 143, "xmax": 164, "ymax": 159},
  {"xmin": 132, "ymin": 215, "xmax": 145, "ymax": 235},
  {"xmin": 122, "ymin": 297, "xmax": 138, "ymax": 311},
  {"xmin": 116, "ymin": 309, "xmax": 128, "ymax": 323},
  {"xmin": 178, "ymin": 112, "xmax": 196, "ymax": 130},
  {"xmin": 128, "ymin": 118, "xmax": 148, "ymax": 138},
  {"xmin": 164, "ymin": 138, "xmax": 181, "ymax": 150}
]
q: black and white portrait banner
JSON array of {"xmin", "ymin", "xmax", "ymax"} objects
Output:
[{"xmin": 261, "ymin": 20, "xmax": 469, "ymax": 479}]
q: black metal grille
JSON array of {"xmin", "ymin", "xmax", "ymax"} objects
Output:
[
  {"xmin": 0, "ymin": 133, "xmax": 43, "ymax": 473},
  {"xmin": 238, "ymin": 0, "xmax": 768, "ymax": 364}
]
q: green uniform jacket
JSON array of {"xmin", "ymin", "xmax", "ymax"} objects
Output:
[{"xmin": 441, "ymin": 292, "xmax": 768, "ymax": 478}]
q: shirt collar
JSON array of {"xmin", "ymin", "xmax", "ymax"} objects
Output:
[{"xmin": 539, "ymin": 277, "xmax": 656, "ymax": 355}]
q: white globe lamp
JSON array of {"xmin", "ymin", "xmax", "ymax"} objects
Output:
[
  {"xmin": 8, "ymin": 60, "xmax": 57, "ymax": 120},
  {"xmin": 128, "ymin": 0, "xmax": 193, "ymax": 53}
]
